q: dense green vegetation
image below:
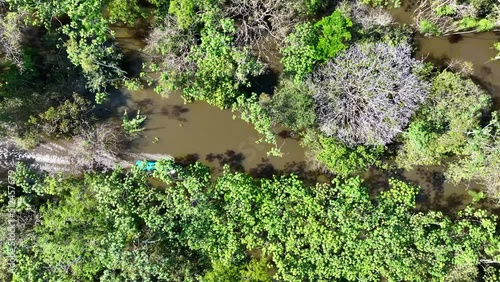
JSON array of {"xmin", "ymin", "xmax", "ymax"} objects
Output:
[
  {"xmin": 281, "ymin": 10, "xmax": 353, "ymax": 82},
  {"xmin": 2, "ymin": 161, "xmax": 499, "ymax": 281},
  {"xmin": 0, "ymin": 0, "xmax": 499, "ymax": 281}
]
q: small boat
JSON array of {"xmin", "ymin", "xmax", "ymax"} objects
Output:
[{"xmin": 135, "ymin": 160, "xmax": 156, "ymax": 172}]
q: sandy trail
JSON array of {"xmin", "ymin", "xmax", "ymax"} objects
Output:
[{"xmin": 0, "ymin": 139, "xmax": 172, "ymax": 174}]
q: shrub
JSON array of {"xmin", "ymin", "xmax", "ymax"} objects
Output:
[
  {"xmin": 280, "ymin": 11, "xmax": 353, "ymax": 82},
  {"xmin": 267, "ymin": 78, "xmax": 316, "ymax": 131},
  {"xmin": 122, "ymin": 109, "xmax": 146, "ymax": 134},
  {"xmin": 27, "ymin": 93, "xmax": 93, "ymax": 139},
  {"xmin": 302, "ymin": 129, "xmax": 385, "ymax": 176},
  {"xmin": 446, "ymin": 112, "xmax": 500, "ymax": 199},
  {"xmin": 396, "ymin": 71, "xmax": 491, "ymax": 169}
]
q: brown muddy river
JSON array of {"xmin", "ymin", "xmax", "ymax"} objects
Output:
[{"xmin": 111, "ymin": 13, "xmax": 500, "ymax": 210}]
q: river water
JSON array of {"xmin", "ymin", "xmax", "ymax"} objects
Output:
[{"xmin": 111, "ymin": 12, "xmax": 500, "ymax": 209}]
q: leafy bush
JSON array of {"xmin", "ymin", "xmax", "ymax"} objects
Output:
[
  {"xmin": 397, "ymin": 71, "xmax": 491, "ymax": 168},
  {"xmin": 232, "ymin": 94, "xmax": 281, "ymax": 156},
  {"xmin": 0, "ymin": 11, "xmax": 25, "ymax": 68},
  {"xmin": 434, "ymin": 4, "xmax": 455, "ymax": 16},
  {"xmin": 122, "ymin": 109, "xmax": 146, "ymax": 134},
  {"xmin": 203, "ymin": 259, "xmax": 271, "ymax": 282},
  {"xmin": 266, "ymin": 78, "xmax": 316, "ymax": 131},
  {"xmin": 302, "ymin": 129, "xmax": 385, "ymax": 176},
  {"xmin": 418, "ymin": 19, "xmax": 441, "ymax": 35},
  {"xmin": 304, "ymin": 0, "xmax": 328, "ymax": 14},
  {"xmin": 361, "ymin": 0, "xmax": 401, "ymax": 8},
  {"xmin": 494, "ymin": 42, "xmax": 500, "ymax": 60},
  {"xmin": 280, "ymin": 11, "xmax": 352, "ymax": 82}
]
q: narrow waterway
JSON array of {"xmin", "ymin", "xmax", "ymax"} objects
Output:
[{"xmin": 110, "ymin": 15, "xmax": 500, "ymax": 210}]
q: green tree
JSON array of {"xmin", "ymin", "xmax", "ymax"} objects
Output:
[
  {"xmin": 266, "ymin": 78, "xmax": 316, "ymax": 131},
  {"xmin": 280, "ymin": 11, "xmax": 352, "ymax": 82},
  {"xmin": 8, "ymin": 0, "xmax": 127, "ymax": 101},
  {"xmin": 446, "ymin": 111, "xmax": 500, "ymax": 199},
  {"xmin": 5, "ymin": 160, "xmax": 500, "ymax": 281},
  {"xmin": 301, "ymin": 129, "xmax": 385, "ymax": 176},
  {"xmin": 168, "ymin": 0, "xmax": 199, "ymax": 29},
  {"xmin": 11, "ymin": 165, "xmax": 209, "ymax": 281},
  {"xmin": 185, "ymin": 15, "xmax": 263, "ymax": 108},
  {"xmin": 313, "ymin": 10, "xmax": 353, "ymax": 62},
  {"xmin": 202, "ymin": 258, "xmax": 271, "ymax": 282},
  {"xmin": 397, "ymin": 70, "xmax": 491, "ymax": 168},
  {"xmin": 202, "ymin": 261, "xmax": 242, "ymax": 282},
  {"xmin": 107, "ymin": 0, "xmax": 146, "ymax": 25},
  {"xmin": 280, "ymin": 22, "xmax": 318, "ymax": 83}
]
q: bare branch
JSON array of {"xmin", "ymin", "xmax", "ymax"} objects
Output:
[{"xmin": 308, "ymin": 42, "xmax": 429, "ymax": 146}]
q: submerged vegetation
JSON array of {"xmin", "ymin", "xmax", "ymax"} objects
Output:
[{"xmin": 0, "ymin": 0, "xmax": 499, "ymax": 281}]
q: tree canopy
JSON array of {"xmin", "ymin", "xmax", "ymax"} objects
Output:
[
  {"xmin": 2, "ymin": 160, "xmax": 499, "ymax": 281},
  {"xmin": 0, "ymin": 0, "xmax": 500, "ymax": 281}
]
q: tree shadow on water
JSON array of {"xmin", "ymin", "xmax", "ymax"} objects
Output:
[
  {"xmin": 175, "ymin": 154, "xmax": 200, "ymax": 167},
  {"xmin": 277, "ymin": 130, "xmax": 300, "ymax": 141},
  {"xmin": 447, "ymin": 34, "xmax": 463, "ymax": 44},
  {"xmin": 160, "ymin": 105, "xmax": 189, "ymax": 122},
  {"xmin": 248, "ymin": 160, "xmax": 330, "ymax": 186},
  {"xmin": 249, "ymin": 162, "xmax": 278, "ymax": 179},
  {"xmin": 206, "ymin": 150, "xmax": 245, "ymax": 172}
]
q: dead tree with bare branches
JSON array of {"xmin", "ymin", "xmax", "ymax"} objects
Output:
[
  {"xmin": 69, "ymin": 122, "xmax": 129, "ymax": 172},
  {"xmin": 223, "ymin": 0, "xmax": 305, "ymax": 54},
  {"xmin": 308, "ymin": 42, "xmax": 429, "ymax": 146}
]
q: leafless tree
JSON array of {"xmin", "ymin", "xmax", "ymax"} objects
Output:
[
  {"xmin": 308, "ymin": 42, "xmax": 429, "ymax": 146},
  {"xmin": 339, "ymin": 0, "xmax": 394, "ymax": 30},
  {"xmin": 224, "ymin": 0, "xmax": 304, "ymax": 54},
  {"xmin": 446, "ymin": 58, "xmax": 474, "ymax": 77},
  {"xmin": 144, "ymin": 15, "xmax": 196, "ymax": 78}
]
